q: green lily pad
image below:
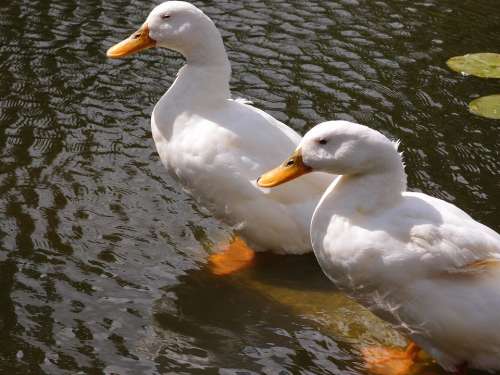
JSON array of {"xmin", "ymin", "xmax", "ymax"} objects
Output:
[
  {"xmin": 447, "ymin": 53, "xmax": 500, "ymax": 78},
  {"xmin": 469, "ymin": 95, "xmax": 500, "ymax": 119}
]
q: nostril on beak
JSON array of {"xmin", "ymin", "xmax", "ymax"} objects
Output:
[{"xmin": 256, "ymin": 177, "xmax": 261, "ymax": 184}]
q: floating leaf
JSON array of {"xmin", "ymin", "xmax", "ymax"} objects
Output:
[
  {"xmin": 447, "ymin": 53, "xmax": 500, "ymax": 78},
  {"xmin": 469, "ymin": 95, "xmax": 500, "ymax": 119}
]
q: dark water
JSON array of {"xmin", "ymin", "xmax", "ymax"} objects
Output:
[{"xmin": 0, "ymin": 0, "xmax": 499, "ymax": 374}]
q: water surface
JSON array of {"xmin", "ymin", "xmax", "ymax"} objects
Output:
[{"xmin": 0, "ymin": 0, "xmax": 499, "ymax": 374}]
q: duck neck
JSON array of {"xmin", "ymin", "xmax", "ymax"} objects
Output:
[
  {"xmin": 324, "ymin": 155, "xmax": 407, "ymax": 215},
  {"xmin": 184, "ymin": 31, "xmax": 231, "ymax": 69},
  {"xmin": 165, "ymin": 32, "xmax": 232, "ymax": 107}
]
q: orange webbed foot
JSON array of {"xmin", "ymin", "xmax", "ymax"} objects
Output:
[
  {"xmin": 362, "ymin": 342, "xmax": 421, "ymax": 375},
  {"xmin": 208, "ymin": 236, "xmax": 256, "ymax": 276}
]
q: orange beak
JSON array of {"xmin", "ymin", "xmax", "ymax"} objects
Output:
[
  {"xmin": 257, "ymin": 149, "xmax": 312, "ymax": 188},
  {"xmin": 106, "ymin": 24, "xmax": 156, "ymax": 58}
]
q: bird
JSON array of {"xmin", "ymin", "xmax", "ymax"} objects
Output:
[
  {"xmin": 106, "ymin": 1, "xmax": 332, "ymax": 275},
  {"xmin": 258, "ymin": 120, "xmax": 500, "ymax": 374}
]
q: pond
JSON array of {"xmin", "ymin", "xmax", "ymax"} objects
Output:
[{"xmin": 0, "ymin": 0, "xmax": 499, "ymax": 374}]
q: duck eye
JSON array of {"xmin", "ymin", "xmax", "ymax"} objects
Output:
[
  {"xmin": 161, "ymin": 14, "xmax": 171, "ymax": 19},
  {"xmin": 285, "ymin": 159, "xmax": 295, "ymax": 167},
  {"xmin": 318, "ymin": 139, "xmax": 328, "ymax": 145}
]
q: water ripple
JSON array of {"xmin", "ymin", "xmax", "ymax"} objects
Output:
[{"xmin": 0, "ymin": 0, "xmax": 499, "ymax": 374}]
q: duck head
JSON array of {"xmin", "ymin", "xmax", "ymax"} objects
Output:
[
  {"xmin": 106, "ymin": 1, "xmax": 223, "ymax": 61},
  {"xmin": 258, "ymin": 121, "xmax": 400, "ymax": 187}
]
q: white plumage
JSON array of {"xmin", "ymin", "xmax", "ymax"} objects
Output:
[
  {"xmin": 261, "ymin": 120, "xmax": 500, "ymax": 371},
  {"xmin": 109, "ymin": 1, "xmax": 332, "ymax": 253}
]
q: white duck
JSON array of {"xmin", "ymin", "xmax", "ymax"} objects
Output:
[
  {"xmin": 258, "ymin": 120, "xmax": 500, "ymax": 374},
  {"xmin": 106, "ymin": 1, "xmax": 332, "ymax": 272}
]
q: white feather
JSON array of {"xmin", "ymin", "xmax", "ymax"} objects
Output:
[
  {"xmin": 303, "ymin": 121, "xmax": 500, "ymax": 372},
  {"xmin": 141, "ymin": 2, "xmax": 333, "ymax": 253}
]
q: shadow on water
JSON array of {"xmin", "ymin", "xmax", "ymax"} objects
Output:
[
  {"xmin": 154, "ymin": 254, "xmax": 454, "ymax": 375},
  {"xmin": 153, "ymin": 255, "xmax": 365, "ymax": 374},
  {"xmin": 155, "ymin": 253, "xmax": 492, "ymax": 374}
]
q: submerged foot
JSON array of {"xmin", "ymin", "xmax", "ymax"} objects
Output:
[
  {"xmin": 362, "ymin": 342, "xmax": 421, "ymax": 375},
  {"xmin": 208, "ymin": 236, "xmax": 256, "ymax": 276}
]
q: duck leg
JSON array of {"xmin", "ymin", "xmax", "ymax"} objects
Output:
[
  {"xmin": 361, "ymin": 341, "xmax": 421, "ymax": 375},
  {"xmin": 208, "ymin": 236, "xmax": 256, "ymax": 276}
]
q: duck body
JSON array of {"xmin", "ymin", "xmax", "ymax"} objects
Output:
[
  {"xmin": 107, "ymin": 1, "xmax": 332, "ymax": 254},
  {"xmin": 152, "ymin": 64, "xmax": 331, "ymax": 253},
  {"xmin": 313, "ymin": 185, "xmax": 500, "ymax": 371},
  {"xmin": 259, "ymin": 120, "xmax": 500, "ymax": 371}
]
